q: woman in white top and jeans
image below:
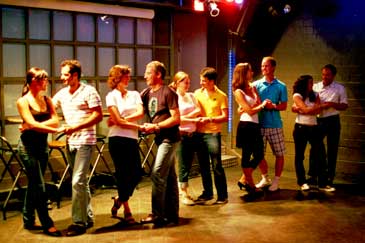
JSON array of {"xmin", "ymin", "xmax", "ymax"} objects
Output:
[
  {"xmin": 169, "ymin": 71, "xmax": 200, "ymax": 205},
  {"xmin": 233, "ymin": 63, "xmax": 267, "ymax": 195},
  {"xmin": 292, "ymin": 75, "xmax": 326, "ymax": 191},
  {"xmin": 106, "ymin": 65, "xmax": 144, "ymax": 223}
]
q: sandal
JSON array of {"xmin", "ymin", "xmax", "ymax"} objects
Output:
[
  {"xmin": 124, "ymin": 212, "xmax": 136, "ymax": 224},
  {"xmin": 111, "ymin": 196, "xmax": 122, "ymax": 217}
]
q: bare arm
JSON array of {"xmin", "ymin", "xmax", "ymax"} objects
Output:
[
  {"xmin": 64, "ymin": 105, "xmax": 103, "ymax": 135},
  {"xmin": 108, "ymin": 104, "xmax": 143, "ymax": 130},
  {"xmin": 143, "ymin": 108, "xmax": 180, "ymax": 133},
  {"xmin": 17, "ymin": 96, "xmax": 61, "ymax": 133},
  {"xmin": 293, "ymin": 95, "xmax": 321, "ymax": 115},
  {"xmin": 234, "ymin": 89, "xmax": 266, "ymax": 116}
]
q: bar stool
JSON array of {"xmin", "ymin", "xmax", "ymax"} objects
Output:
[
  {"xmin": 88, "ymin": 134, "xmax": 114, "ymax": 184},
  {"xmin": 138, "ymin": 133, "xmax": 156, "ymax": 176},
  {"xmin": 48, "ymin": 133, "xmax": 71, "ymax": 208},
  {"xmin": 0, "ymin": 136, "xmax": 26, "ymax": 220}
]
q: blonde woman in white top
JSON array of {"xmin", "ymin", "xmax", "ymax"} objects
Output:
[
  {"xmin": 233, "ymin": 63, "xmax": 267, "ymax": 196},
  {"xmin": 169, "ymin": 71, "xmax": 200, "ymax": 205},
  {"xmin": 106, "ymin": 65, "xmax": 144, "ymax": 223},
  {"xmin": 292, "ymin": 75, "xmax": 325, "ymax": 191}
]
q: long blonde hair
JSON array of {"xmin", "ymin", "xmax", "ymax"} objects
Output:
[
  {"xmin": 232, "ymin": 62, "xmax": 252, "ymax": 91},
  {"xmin": 169, "ymin": 71, "xmax": 189, "ymax": 91}
]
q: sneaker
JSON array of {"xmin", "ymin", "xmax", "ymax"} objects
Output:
[
  {"xmin": 215, "ymin": 198, "xmax": 228, "ymax": 204},
  {"xmin": 182, "ymin": 195, "xmax": 195, "ymax": 206},
  {"xmin": 319, "ymin": 185, "xmax": 336, "ymax": 192},
  {"xmin": 300, "ymin": 183, "xmax": 310, "ymax": 191},
  {"xmin": 256, "ymin": 177, "xmax": 271, "ymax": 188},
  {"xmin": 194, "ymin": 194, "xmax": 213, "ymax": 203}
]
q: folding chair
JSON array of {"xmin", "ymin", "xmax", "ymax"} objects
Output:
[
  {"xmin": 88, "ymin": 134, "xmax": 115, "ymax": 185},
  {"xmin": 0, "ymin": 136, "xmax": 26, "ymax": 220},
  {"xmin": 138, "ymin": 133, "xmax": 156, "ymax": 176},
  {"xmin": 48, "ymin": 133, "xmax": 71, "ymax": 208}
]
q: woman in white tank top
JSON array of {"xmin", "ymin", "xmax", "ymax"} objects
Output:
[{"xmin": 233, "ymin": 63, "xmax": 267, "ymax": 196}]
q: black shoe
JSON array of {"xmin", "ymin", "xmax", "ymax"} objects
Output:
[
  {"xmin": 215, "ymin": 198, "xmax": 228, "ymax": 204},
  {"xmin": 24, "ymin": 224, "xmax": 43, "ymax": 230},
  {"xmin": 66, "ymin": 224, "xmax": 86, "ymax": 237},
  {"xmin": 140, "ymin": 214, "xmax": 156, "ymax": 224},
  {"xmin": 44, "ymin": 228, "xmax": 62, "ymax": 237},
  {"xmin": 86, "ymin": 222, "xmax": 94, "ymax": 229},
  {"xmin": 194, "ymin": 194, "xmax": 213, "ymax": 203}
]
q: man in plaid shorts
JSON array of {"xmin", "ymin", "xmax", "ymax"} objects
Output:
[{"xmin": 253, "ymin": 56, "xmax": 288, "ymax": 191}]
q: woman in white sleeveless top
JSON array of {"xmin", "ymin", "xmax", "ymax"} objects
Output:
[
  {"xmin": 292, "ymin": 75, "xmax": 326, "ymax": 191},
  {"xmin": 169, "ymin": 71, "xmax": 200, "ymax": 205},
  {"xmin": 233, "ymin": 63, "xmax": 267, "ymax": 196}
]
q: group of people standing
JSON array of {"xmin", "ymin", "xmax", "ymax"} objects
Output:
[
  {"xmin": 233, "ymin": 57, "xmax": 348, "ymax": 199},
  {"xmin": 15, "ymin": 56, "xmax": 347, "ymax": 237}
]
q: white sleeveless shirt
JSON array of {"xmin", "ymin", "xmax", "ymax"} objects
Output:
[
  {"xmin": 293, "ymin": 93, "xmax": 317, "ymax": 125},
  {"xmin": 238, "ymin": 89, "xmax": 259, "ymax": 123}
]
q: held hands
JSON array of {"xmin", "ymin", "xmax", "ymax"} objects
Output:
[
  {"xmin": 264, "ymin": 99, "xmax": 277, "ymax": 110},
  {"xmin": 141, "ymin": 123, "xmax": 160, "ymax": 134}
]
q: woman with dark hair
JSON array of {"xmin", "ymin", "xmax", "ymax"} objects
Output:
[
  {"xmin": 292, "ymin": 75, "xmax": 325, "ymax": 190},
  {"xmin": 232, "ymin": 63, "xmax": 267, "ymax": 195},
  {"xmin": 106, "ymin": 65, "xmax": 144, "ymax": 224},
  {"xmin": 16, "ymin": 67, "xmax": 63, "ymax": 236}
]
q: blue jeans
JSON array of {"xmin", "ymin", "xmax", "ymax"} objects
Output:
[
  {"xmin": 195, "ymin": 133, "xmax": 228, "ymax": 200},
  {"xmin": 67, "ymin": 145, "xmax": 94, "ymax": 225},
  {"xmin": 177, "ymin": 133, "xmax": 198, "ymax": 189},
  {"xmin": 17, "ymin": 139, "xmax": 54, "ymax": 229},
  {"xmin": 151, "ymin": 142, "xmax": 179, "ymax": 221}
]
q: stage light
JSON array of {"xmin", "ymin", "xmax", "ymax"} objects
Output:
[
  {"xmin": 283, "ymin": 4, "xmax": 291, "ymax": 14},
  {"xmin": 235, "ymin": 0, "xmax": 244, "ymax": 4},
  {"xmin": 194, "ymin": 0, "xmax": 205, "ymax": 11},
  {"xmin": 208, "ymin": 1, "xmax": 220, "ymax": 17}
]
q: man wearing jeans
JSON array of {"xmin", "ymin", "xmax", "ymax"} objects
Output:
[
  {"xmin": 140, "ymin": 61, "xmax": 180, "ymax": 227},
  {"xmin": 194, "ymin": 67, "xmax": 228, "ymax": 204},
  {"xmin": 53, "ymin": 60, "xmax": 103, "ymax": 236}
]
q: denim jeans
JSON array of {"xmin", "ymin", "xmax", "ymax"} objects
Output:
[
  {"xmin": 67, "ymin": 145, "xmax": 94, "ymax": 225},
  {"xmin": 293, "ymin": 124, "xmax": 326, "ymax": 187},
  {"xmin": 176, "ymin": 133, "xmax": 198, "ymax": 189},
  {"xmin": 17, "ymin": 139, "xmax": 54, "ymax": 229},
  {"xmin": 195, "ymin": 133, "xmax": 228, "ymax": 200},
  {"xmin": 151, "ymin": 142, "xmax": 179, "ymax": 220}
]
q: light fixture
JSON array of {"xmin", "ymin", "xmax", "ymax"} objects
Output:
[{"xmin": 208, "ymin": 1, "xmax": 220, "ymax": 17}]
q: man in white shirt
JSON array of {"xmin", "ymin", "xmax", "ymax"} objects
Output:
[{"xmin": 310, "ymin": 64, "xmax": 348, "ymax": 192}]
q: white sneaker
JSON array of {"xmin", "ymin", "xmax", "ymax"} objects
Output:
[
  {"xmin": 182, "ymin": 195, "xmax": 195, "ymax": 206},
  {"xmin": 300, "ymin": 183, "xmax": 310, "ymax": 191},
  {"xmin": 255, "ymin": 177, "xmax": 272, "ymax": 188},
  {"xmin": 319, "ymin": 185, "xmax": 336, "ymax": 192}
]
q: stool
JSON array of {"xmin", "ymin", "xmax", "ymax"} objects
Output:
[
  {"xmin": 48, "ymin": 133, "xmax": 71, "ymax": 208},
  {"xmin": 138, "ymin": 133, "xmax": 156, "ymax": 176},
  {"xmin": 0, "ymin": 136, "xmax": 26, "ymax": 220},
  {"xmin": 88, "ymin": 134, "xmax": 114, "ymax": 184}
]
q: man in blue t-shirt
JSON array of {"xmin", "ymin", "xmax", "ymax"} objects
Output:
[{"xmin": 253, "ymin": 56, "xmax": 288, "ymax": 191}]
